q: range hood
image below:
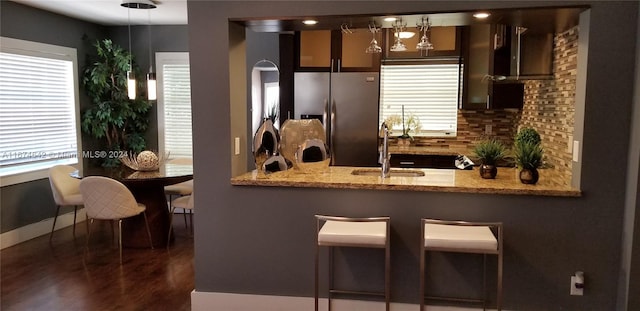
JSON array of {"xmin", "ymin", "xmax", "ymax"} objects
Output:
[{"xmin": 494, "ymin": 25, "xmax": 554, "ymax": 81}]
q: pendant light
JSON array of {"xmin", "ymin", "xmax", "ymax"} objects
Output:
[
  {"xmin": 146, "ymin": 9, "xmax": 157, "ymax": 100},
  {"xmin": 121, "ymin": 0, "xmax": 157, "ymax": 100},
  {"xmin": 126, "ymin": 6, "xmax": 136, "ymax": 99}
]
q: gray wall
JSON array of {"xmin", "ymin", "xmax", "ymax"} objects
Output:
[
  {"xmin": 0, "ymin": 2, "xmax": 188, "ymax": 233},
  {"xmin": 188, "ymin": 1, "xmax": 639, "ymax": 310},
  {"xmin": 0, "ymin": 1, "xmax": 106, "ymax": 232}
]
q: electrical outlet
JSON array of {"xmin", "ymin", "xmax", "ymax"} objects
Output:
[
  {"xmin": 570, "ymin": 276, "xmax": 584, "ymax": 296},
  {"xmin": 485, "ymin": 124, "xmax": 492, "ymax": 135}
]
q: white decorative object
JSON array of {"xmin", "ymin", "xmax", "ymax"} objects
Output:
[{"xmin": 120, "ymin": 150, "xmax": 166, "ymax": 171}]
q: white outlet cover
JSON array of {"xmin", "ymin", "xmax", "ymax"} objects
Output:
[
  {"xmin": 570, "ymin": 276, "xmax": 584, "ymax": 296},
  {"xmin": 572, "ymin": 141, "xmax": 580, "ymax": 162}
]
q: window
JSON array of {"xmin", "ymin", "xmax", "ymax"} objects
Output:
[
  {"xmin": 379, "ymin": 61, "xmax": 461, "ymax": 137},
  {"xmin": 157, "ymin": 52, "xmax": 192, "ymax": 159},
  {"xmin": 0, "ymin": 37, "xmax": 80, "ymax": 186}
]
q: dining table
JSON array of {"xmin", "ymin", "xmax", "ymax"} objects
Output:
[{"xmin": 72, "ymin": 162, "xmax": 193, "ymax": 248}]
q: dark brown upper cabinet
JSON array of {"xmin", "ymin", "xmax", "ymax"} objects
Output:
[
  {"xmin": 460, "ymin": 24, "xmax": 524, "ymax": 110},
  {"xmin": 295, "ymin": 29, "xmax": 381, "ymax": 72},
  {"xmin": 383, "ymin": 26, "xmax": 462, "ymax": 59}
]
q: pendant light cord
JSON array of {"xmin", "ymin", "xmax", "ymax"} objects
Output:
[
  {"xmin": 147, "ymin": 9, "xmax": 153, "ymax": 73},
  {"xmin": 128, "ymin": 7, "xmax": 132, "ymax": 71}
]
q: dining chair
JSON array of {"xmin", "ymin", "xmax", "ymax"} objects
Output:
[
  {"xmin": 48, "ymin": 165, "xmax": 84, "ymax": 241},
  {"xmin": 79, "ymin": 176, "xmax": 154, "ymax": 264},
  {"xmin": 167, "ymin": 192, "xmax": 194, "ymax": 245},
  {"xmin": 164, "ymin": 157, "xmax": 193, "ymax": 227}
]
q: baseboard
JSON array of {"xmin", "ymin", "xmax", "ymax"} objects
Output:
[
  {"xmin": 1, "ymin": 210, "xmax": 86, "ymax": 249},
  {"xmin": 190, "ymin": 291, "xmax": 501, "ymax": 311}
]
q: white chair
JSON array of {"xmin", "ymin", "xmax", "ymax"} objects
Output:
[
  {"xmin": 79, "ymin": 176, "xmax": 153, "ymax": 264},
  {"xmin": 420, "ymin": 219, "xmax": 503, "ymax": 311},
  {"xmin": 315, "ymin": 215, "xmax": 390, "ymax": 311},
  {"xmin": 164, "ymin": 157, "xmax": 193, "ymax": 226},
  {"xmin": 167, "ymin": 192, "xmax": 194, "ymax": 244},
  {"xmin": 48, "ymin": 165, "xmax": 84, "ymax": 240}
]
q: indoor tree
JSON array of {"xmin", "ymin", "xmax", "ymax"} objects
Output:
[{"xmin": 82, "ymin": 39, "xmax": 151, "ymax": 167}]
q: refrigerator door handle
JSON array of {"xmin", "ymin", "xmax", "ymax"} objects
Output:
[
  {"xmin": 323, "ymin": 98, "xmax": 329, "ymax": 134},
  {"xmin": 330, "ymin": 100, "xmax": 336, "ymax": 165}
]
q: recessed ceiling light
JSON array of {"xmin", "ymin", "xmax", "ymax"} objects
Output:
[
  {"xmin": 383, "ymin": 17, "xmax": 397, "ymax": 22},
  {"xmin": 302, "ymin": 19, "xmax": 318, "ymax": 25},
  {"xmin": 473, "ymin": 12, "xmax": 491, "ymax": 19}
]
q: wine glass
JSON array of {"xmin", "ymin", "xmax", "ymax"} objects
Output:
[{"xmin": 365, "ymin": 23, "xmax": 382, "ymax": 54}]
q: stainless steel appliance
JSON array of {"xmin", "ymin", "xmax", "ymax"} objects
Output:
[{"xmin": 294, "ymin": 72, "xmax": 380, "ymax": 167}]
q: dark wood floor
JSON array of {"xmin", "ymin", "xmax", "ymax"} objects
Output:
[{"xmin": 1, "ymin": 214, "xmax": 194, "ymax": 311}]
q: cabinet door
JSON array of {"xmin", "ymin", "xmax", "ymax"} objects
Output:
[
  {"xmin": 460, "ymin": 24, "xmax": 491, "ymax": 110},
  {"xmin": 384, "ymin": 26, "xmax": 461, "ymax": 59},
  {"xmin": 339, "ymin": 29, "xmax": 380, "ymax": 71},
  {"xmin": 297, "ymin": 30, "xmax": 380, "ymax": 72},
  {"xmin": 298, "ymin": 30, "xmax": 332, "ymax": 70},
  {"xmin": 491, "ymin": 83, "xmax": 524, "ymax": 109}
]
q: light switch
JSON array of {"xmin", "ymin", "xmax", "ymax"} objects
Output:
[
  {"xmin": 234, "ymin": 137, "xmax": 240, "ymax": 155},
  {"xmin": 572, "ymin": 141, "xmax": 579, "ymax": 162}
]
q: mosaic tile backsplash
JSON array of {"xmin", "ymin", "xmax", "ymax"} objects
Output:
[{"xmin": 409, "ymin": 26, "xmax": 578, "ymax": 185}]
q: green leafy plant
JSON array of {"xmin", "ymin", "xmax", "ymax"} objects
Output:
[
  {"xmin": 515, "ymin": 127, "xmax": 541, "ymax": 146},
  {"xmin": 514, "ymin": 141, "xmax": 544, "ymax": 170},
  {"xmin": 81, "ymin": 39, "xmax": 151, "ymax": 167},
  {"xmin": 473, "ymin": 138, "xmax": 506, "ymax": 165}
]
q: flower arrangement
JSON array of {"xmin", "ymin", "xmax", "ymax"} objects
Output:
[{"xmin": 383, "ymin": 106, "xmax": 422, "ymax": 140}]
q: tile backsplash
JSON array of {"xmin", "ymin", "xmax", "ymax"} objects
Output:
[{"xmin": 411, "ymin": 25, "xmax": 579, "ymax": 184}]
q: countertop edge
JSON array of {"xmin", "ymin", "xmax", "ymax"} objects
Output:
[{"xmin": 230, "ymin": 173, "xmax": 582, "ymax": 197}]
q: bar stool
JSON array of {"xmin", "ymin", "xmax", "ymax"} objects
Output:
[
  {"xmin": 315, "ymin": 215, "xmax": 390, "ymax": 311},
  {"xmin": 419, "ymin": 219, "xmax": 503, "ymax": 311}
]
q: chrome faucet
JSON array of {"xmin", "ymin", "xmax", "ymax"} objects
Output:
[{"xmin": 379, "ymin": 122, "xmax": 391, "ymax": 178}]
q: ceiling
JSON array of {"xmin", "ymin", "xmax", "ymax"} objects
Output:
[
  {"xmin": 10, "ymin": 0, "xmax": 188, "ymax": 26},
  {"xmin": 239, "ymin": 7, "xmax": 587, "ymax": 34},
  {"xmin": 10, "ymin": 0, "xmax": 585, "ymax": 33}
]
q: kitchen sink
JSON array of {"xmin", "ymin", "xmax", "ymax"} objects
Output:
[{"xmin": 351, "ymin": 168, "xmax": 425, "ymax": 177}]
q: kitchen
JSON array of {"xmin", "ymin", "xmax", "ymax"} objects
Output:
[
  {"xmin": 0, "ymin": 1, "xmax": 638, "ymax": 310},
  {"xmin": 191, "ymin": 1, "xmax": 639, "ymax": 311},
  {"xmin": 237, "ymin": 7, "xmax": 582, "ymax": 195}
]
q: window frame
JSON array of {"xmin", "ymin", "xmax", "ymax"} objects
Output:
[
  {"xmin": 0, "ymin": 37, "xmax": 81, "ymax": 187},
  {"xmin": 379, "ymin": 58, "xmax": 462, "ymax": 138},
  {"xmin": 156, "ymin": 52, "xmax": 192, "ymax": 159}
]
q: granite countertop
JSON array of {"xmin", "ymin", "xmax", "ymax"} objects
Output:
[{"xmin": 231, "ymin": 166, "xmax": 581, "ymax": 197}]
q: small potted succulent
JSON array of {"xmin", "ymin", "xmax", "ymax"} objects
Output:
[{"xmin": 473, "ymin": 138, "xmax": 506, "ymax": 179}]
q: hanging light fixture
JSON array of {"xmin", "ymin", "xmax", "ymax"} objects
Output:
[
  {"xmin": 146, "ymin": 9, "xmax": 157, "ymax": 100},
  {"xmin": 121, "ymin": 0, "xmax": 157, "ymax": 100},
  {"xmin": 126, "ymin": 6, "xmax": 136, "ymax": 99}
]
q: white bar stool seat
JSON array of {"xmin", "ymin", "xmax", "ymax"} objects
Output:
[
  {"xmin": 315, "ymin": 215, "xmax": 390, "ymax": 311},
  {"xmin": 420, "ymin": 219, "xmax": 503, "ymax": 311}
]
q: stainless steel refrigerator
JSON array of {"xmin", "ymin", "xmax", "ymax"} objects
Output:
[{"xmin": 294, "ymin": 72, "xmax": 380, "ymax": 167}]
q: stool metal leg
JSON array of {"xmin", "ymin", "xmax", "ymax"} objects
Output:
[
  {"xmin": 420, "ymin": 220, "xmax": 425, "ymax": 311},
  {"xmin": 385, "ymin": 232, "xmax": 390, "ymax": 311},
  {"xmin": 497, "ymin": 226, "xmax": 503, "ymax": 311},
  {"xmin": 328, "ymin": 247, "xmax": 334, "ymax": 311},
  {"xmin": 315, "ymin": 222, "xmax": 320, "ymax": 311}
]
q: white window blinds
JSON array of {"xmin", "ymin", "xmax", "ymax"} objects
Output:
[
  {"xmin": 379, "ymin": 62, "xmax": 461, "ymax": 137},
  {"xmin": 0, "ymin": 37, "xmax": 79, "ymax": 179},
  {"xmin": 157, "ymin": 53, "xmax": 192, "ymax": 159}
]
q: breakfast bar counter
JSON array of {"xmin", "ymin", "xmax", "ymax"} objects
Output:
[{"xmin": 231, "ymin": 166, "xmax": 581, "ymax": 197}]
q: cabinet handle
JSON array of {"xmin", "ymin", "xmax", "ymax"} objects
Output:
[
  {"xmin": 486, "ymin": 94, "xmax": 490, "ymax": 109},
  {"xmin": 400, "ymin": 161, "xmax": 415, "ymax": 165},
  {"xmin": 337, "ymin": 59, "xmax": 341, "ymax": 72}
]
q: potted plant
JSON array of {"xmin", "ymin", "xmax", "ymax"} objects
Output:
[
  {"xmin": 514, "ymin": 141, "xmax": 544, "ymax": 184},
  {"xmin": 81, "ymin": 39, "xmax": 151, "ymax": 167},
  {"xmin": 384, "ymin": 108, "xmax": 421, "ymax": 147},
  {"xmin": 514, "ymin": 127, "xmax": 541, "ymax": 145},
  {"xmin": 473, "ymin": 138, "xmax": 506, "ymax": 179}
]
